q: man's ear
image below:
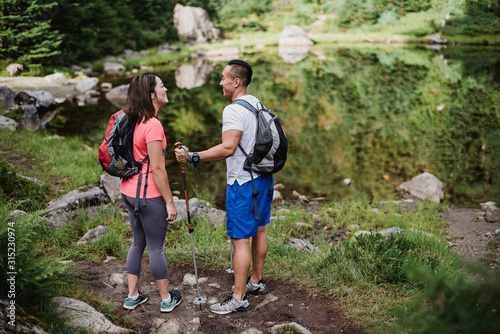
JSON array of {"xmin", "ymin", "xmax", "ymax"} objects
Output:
[{"xmin": 234, "ymin": 77, "xmax": 240, "ymax": 87}]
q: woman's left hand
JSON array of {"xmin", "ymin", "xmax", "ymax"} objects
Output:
[{"xmin": 166, "ymin": 202, "xmax": 177, "ymax": 222}]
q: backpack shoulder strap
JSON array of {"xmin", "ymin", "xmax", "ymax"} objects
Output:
[{"xmin": 232, "ymin": 99, "xmax": 258, "ymax": 114}]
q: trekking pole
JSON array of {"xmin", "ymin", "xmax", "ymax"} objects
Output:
[
  {"xmin": 175, "ymin": 142, "xmax": 207, "ymax": 308},
  {"xmin": 225, "ymin": 240, "xmax": 234, "ymax": 274}
]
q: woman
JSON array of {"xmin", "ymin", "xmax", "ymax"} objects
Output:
[{"xmin": 120, "ymin": 73, "xmax": 181, "ymax": 313}]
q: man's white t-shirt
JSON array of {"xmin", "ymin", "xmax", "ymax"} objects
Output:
[{"xmin": 221, "ymin": 94, "xmax": 261, "ymax": 186}]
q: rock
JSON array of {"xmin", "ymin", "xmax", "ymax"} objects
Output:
[
  {"xmin": 175, "ymin": 60, "xmax": 217, "ymax": 89},
  {"xmin": 45, "ymin": 185, "xmax": 110, "ymax": 227},
  {"xmin": 289, "ymin": 238, "xmax": 319, "ymax": 252},
  {"xmin": 0, "ymin": 86, "xmax": 16, "ymax": 111},
  {"xmin": 279, "ymin": 25, "xmax": 313, "ymax": 47},
  {"xmin": 158, "ymin": 43, "xmax": 181, "ymax": 55},
  {"xmin": 278, "ymin": 25, "xmax": 313, "ymax": 63},
  {"xmin": 15, "ymin": 90, "xmax": 55, "ymax": 108},
  {"xmin": 377, "ymin": 226, "xmax": 405, "ymax": 236},
  {"xmin": 241, "ymin": 329, "xmax": 264, "ymax": 334},
  {"xmin": 105, "ymin": 84, "xmax": 129, "ymax": 109},
  {"xmin": 100, "ymin": 174, "xmax": 122, "ymax": 204},
  {"xmin": 52, "ymin": 297, "xmax": 128, "ymax": 333},
  {"xmin": 173, "ymin": 4, "xmax": 221, "ymax": 42},
  {"xmin": 104, "ymin": 256, "xmax": 116, "ymax": 263},
  {"xmin": 101, "ymin": 82, "xmax": 112, "ymax": 91},
  {"xmin": 44, "ymin": 72, "xmax": 68, "ymax": 85},
  {"xmin": 481, "ymin": 202, "xmax": 500, "ymax": 222},
  {"xmin": 342, "ymin": 178, "xmax": 351, "ymax": 186},
  {"xmin": 291, "ymin": 190, "xmax": 309, "ymax": 203},
  {"xmin": 271, "ymin": 322, "xmax": 312, "ymax": 334},
  {"xmin": 103, "ymin": 62, "xmax": 126, "ymax": 75},
  {"xmin": 254, "ymin": 294, "xmax": 279, "ymax": 311},
  {"xmin": 109, "ymin": 272, "xmax": 125, "ymax": 285},
  {"xmin": 6, "ymin": 63, "xmax": 23, "ymax": 76},
  {"xmin": 12, "ymin": 172, "xmax": 44, "ymax": 187},
  {"xmin": 427, "ymin": 33, "xmax": 447, "ymax": 44},
  {"xmin": 151, "ymin": 318, "xmax": 181, "ymax": 334},
  {"xmin": 17, "ymin": 105, "xmax": 41, "ymax": 130},
  {"xmin": 182, "ymin": 274, "xmax": 207, "ymax": 286},
  {"xmin": 274, "ymin": 183, "xmax": 285, "ymax": 191},
  {"xmin": 354, "ymin": 230, "xmax": 372, "ymax": 237},
  {"xmin": 272, "ymin": 190, "xmax": 283, "ymax": 203},
  {"xmin": 205, "ymin": 47, "xmax": 239, "ymax": 60},
  {"xmin": 0, "ymin": 116, "xmax": 17, "ymax": 130},
  {"xmin": 10, "ymin": 209, "xmax": 27, "ymax": 220},
  {"xmin": 172, "ymin": 197, "xmax": 207, "ymax": 224},
  {"xmin": 396, "ymin": 172, "xmax": 445, "ymax": 203},
  {"xmin": 75, "ymin": 79, "xmax": 98, "ymax": 93},
  {"xmin": 495, "ymin": 229, "xmax": 500, "ymax": 237},
  {"xmin": 199, "ymin": 207, "xmax": 226, "ymax": 228},
  {"xmin": 76, "ymin": 225, "xmax": 110, "ymax": 245},
  {"xmin": 1, "ymin": 299, "xmax": 50, "ymax": 334}
]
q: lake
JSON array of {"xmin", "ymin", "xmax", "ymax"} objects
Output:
[{"xmin": 45, "ymin": 44, "xmax": 500, "ymax": 208}]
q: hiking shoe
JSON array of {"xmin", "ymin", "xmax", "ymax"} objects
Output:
[
  {"xmin": 210, "ymin": 295, "xmax": 251, "ymax": 315},
  {"xmin": 123, "ymin": 291, "xmax": 148, "ymax": 310},
  {"xmin": 160, "ymin": 290, "xmax": 182, "ymax": 313},
  {"xmin": 245, "ymin": 277, "xmax": 268, "ymax": 295}
]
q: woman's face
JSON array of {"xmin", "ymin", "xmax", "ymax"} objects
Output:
[{"xmin": 152, "ymin": 76, "xmax": 168, "ymax": 113}]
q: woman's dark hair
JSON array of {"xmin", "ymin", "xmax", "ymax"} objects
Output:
[{"xmin": 124, "ymin": 72, "xmax": 159, "ymax": 123}]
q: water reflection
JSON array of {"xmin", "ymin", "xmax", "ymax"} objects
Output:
[{"xmin": 44, "ymin": 45, "xmax": 500, "ymax": 208}]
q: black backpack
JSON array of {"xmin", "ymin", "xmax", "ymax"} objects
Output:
[
  {"xmin": 98, "ymin": 110, "xmax": 166, "ymax": 242},
  {"xmin": 231, "ymin": 99, "xmax": 288, "ymax": 219}
]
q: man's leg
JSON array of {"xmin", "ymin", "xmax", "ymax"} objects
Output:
[
  {"xmin": 232, "ymin": 237, "xmax": 251, "ymax": 301},
  {"xmin": 250, "ymin": 225, "xmax": 268, "ymax": 283}
]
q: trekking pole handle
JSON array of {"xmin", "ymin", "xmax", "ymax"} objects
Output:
[{"xmin": 175, "ymin": 142, "xmax": 200, "ymax": 176}]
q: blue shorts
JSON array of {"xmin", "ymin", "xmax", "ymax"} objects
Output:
[{"xmin": 226, "ymin": 175, "xmax": 273, "ymax": 239}]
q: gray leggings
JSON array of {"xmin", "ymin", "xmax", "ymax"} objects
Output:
[{"xmin": 123, "ymin": 195, "xmax": 169, "ymax": 280}]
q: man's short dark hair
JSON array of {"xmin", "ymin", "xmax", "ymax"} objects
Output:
[{"xmin": 228, "ymin": 59, "xmax": 252, "ymax": 86}]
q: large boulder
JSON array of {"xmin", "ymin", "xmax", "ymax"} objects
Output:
[
  {"xmin": 0, "ymin": 116, "xmax": 17, "ymax": 130},
  {"xmin": 44, "ymin": 72, "xmax": 68, "ymax": 85},
  {"xmin": 278, "ymin": 25, "xmax": 313, "ymax": 64},
  {"xmin": 103, "ymin": 62, "xmax": 125, "ymax": 75},
  {"xmin": 6, "ymin": 63, "xmax": 23, "ymax": 76},
  {"xmin": 100, "ymin": 174, "xmax": 122, "ymax": 203},
  {"xmin": 14, "ymin": 90, "xmax": 55, "ymax": 109},
  {"xmin": 175, "ymin": 60, "xmax": 217, "ymax": 89},
  {"xmin": 45, "ymin": 185, "xmax": 110, "ymax": 227},
  {"xmin": 279, "ymin": 25, "xmax": 313, "ymax": 47},
  {"xmin": 0, "ymin": 86, "xmax": 16, "ymax": 111},
  {"xmin": 52, "ymin": 297, "xmax": 128, "ymax": 333},
  {"xmin": 173, "ymin": 4, "xmax": 221, "ymax": 42},
  {"xmin": 396, "ymin": 172, "xmax": 445, "ymax": 203},
  {"xmin": 105, "ymin": 84, "xmax": 129, "ymax": 109}
]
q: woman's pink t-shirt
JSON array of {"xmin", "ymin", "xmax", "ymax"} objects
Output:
[{"xmin": 120, "ymin": 117, "xmax": 166, "ymax": 198}]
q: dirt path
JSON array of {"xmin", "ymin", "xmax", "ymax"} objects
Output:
[
  {"xmin": 77, "ymin": 261, "xmax": 364, "ymax": 334},
  {"xmin": 442, "ymin": 207, "xmax": 500, "ymax": 269}
]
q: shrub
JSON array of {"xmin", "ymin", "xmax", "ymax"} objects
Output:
[
  {"xmin": 0, "ymin": 199, "xmax": 72, "ymax": 306},
  {"xmin": 321, "ymin": 233, "xmax": 442, "ymax": 285},
  {"xmin": 395, "ymin": 264, "xmax": 500, "ymax": 333}
]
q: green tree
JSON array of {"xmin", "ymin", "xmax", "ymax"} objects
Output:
[{"xmin": 0, "ymin": 0, "xmax": 62, "ymax": 63}]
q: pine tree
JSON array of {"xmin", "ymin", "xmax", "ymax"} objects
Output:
[{"xmin": 0, "ymin": 0, "xmax": 62, "ymax": 64}]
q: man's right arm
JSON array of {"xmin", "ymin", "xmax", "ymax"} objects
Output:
[{"xmin": 174, "ymin": 129, "xmax": 242, "ymax": 163}]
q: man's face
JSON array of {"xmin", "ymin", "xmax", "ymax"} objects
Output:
[{"xmin": 220, "ymin": 65, "xmax": 236, "ymax": 98}]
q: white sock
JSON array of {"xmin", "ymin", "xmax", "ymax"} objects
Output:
[
  {"xmin": 128, "ymin": 293, "xmax": 139, "ymax": 300},
  {"xmin": 232, "ymin": 294, "xmax": 243, "ymax": 302},
  {"xmin": 162, "ymin": 293, "xmax": 171, "ymax": 303}
]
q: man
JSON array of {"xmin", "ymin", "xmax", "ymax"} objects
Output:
[{"xmin": 175, "ymin": 59, "xmax": 273, "ymax": 314}]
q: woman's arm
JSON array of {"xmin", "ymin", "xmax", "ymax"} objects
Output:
[{"xmin": 147, "ymin": 140, "xmax": 177, "ymax": 222}]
